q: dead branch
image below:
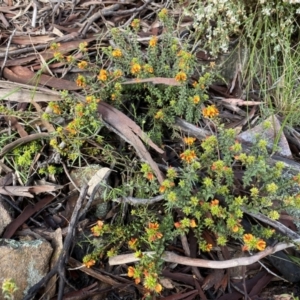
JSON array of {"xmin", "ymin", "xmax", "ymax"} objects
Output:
[{"xmin": 109, "ymin": 238, "xmax": 300, "ymax": 268}]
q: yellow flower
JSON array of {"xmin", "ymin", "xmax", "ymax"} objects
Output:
[
  {"xmin": 84, "ymin": 259, "xmax": 96, "ymax": 268},
  {"xmin": 51, "ymin": 103, "xmax": 61, "ymax": 115},
  {"xmin": 66, "ymin": 55, "xmax": 75, "ymax": 63},
  {"xmin": 75, "ymin": 74, "xmax": 86, "ymax": 87},
  {"xmin": 113, "ymin": 69, "xmax": 123, "ymax": 77},
  {"xmin": 112, "ymin": 49, "xmax": 122, "ymax": 57},
  {"xmin": 155, "ymin": 283, "xmax": 162, "ymax": 293},
  {"xmin": 193, "ymin": 95, "xmax": 200, "ymax": 104},
  {"xmin": 111, "ymin": 94, "xmax": 116, "ymax": 100},
  {"xmin": 146, "ymin": 172, "xmax": 154, "ymax": 181},
  {"xmin": 205, "ymin": 243, "xmax": 213, "ymax": 252},
  {"xmin": 243, "ymin": 234, "xmax": 254, "ymax": 243},
  {"xmin": 50, "ymin": 42, "xmax": 60, "ymax": 50},
  {"xmin": 183, "ymin": 137, "xmax": 196, "ymax": 146},
  {"xmin": 158, "ymin": 8, "xmax": 168, "ymax": 19},
  {"xmin": 98, "ymin": 69, "xmax": 108, "ymax": 81},
  {"xmin": 79, "ymin": 41, "xmax": 88, "ymax": 52},
  {"xmin": 86, "ymin": 95, "xmax": 95, "ymax": 103},
  {"xmin": 210, "ymin": 199, "xmax": 219, "ymax": 206},
  {"xmin": 131, "ymin": 19, "xmax": 140, "ymax": 30},
  {"xmin": 256, "ymin": 239, "xmax": 266, "ymax": 251},
  {"xmin": 202, "ymin": 105, "xmax": 219, "ymax": 118},
  {"xmin": 143, "ymin": 64, "xmax": 153, "ymax": 73},
  {"xmin": 131, "ymin": 63, "xmax": 141, "ymax": 75},
  {"xmin": 149, "ymin": 222, "xmax": 159, "ymax": 230},
  {"xmin": 190, "ymin": 219, "xmax": 197, "ymax": 228},
  {"xmin": 127, "ymin": 266, "xmax": 135, "ymax": 277},
  {"xmin": 149, "ymin": 36, "xmax": 158, "ymax": 47},
  {"xmin": 128, "ymin": 238, "xmax": 138, "ymax": 249},
  {"xmin": 174, "ymin": 222, "xmax": 181, "ymax": 228},
  {"xmin": 91, "ymin": 220, "xmax": 104, "ymax": 236},
  {"xmin": 232, "ymin": 225, "xmax": 240, "ymax": 233},
  {"xmin": 175, "ymin": 71, "xmax": 187, "ymax": 82},
  {"xmin": 154, "ymin": 110, "xmax": 164, "ymax": 119},
  {"xmin": 53, "ymin": 51, "xmax": 64, "ymax": 61},
  {"xmin": 78, "ymin": 60, "xmax": 88, "ymax": 69},
  {"xmin": 180, "ymin": 149, "xmax": 197, "ymax": 163},
  {"xmin": 159, "ymin": 185, "xmax": 166, "ymax": 193}
]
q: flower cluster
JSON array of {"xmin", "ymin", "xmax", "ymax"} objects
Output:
[{"xmin": 242, "ymin": 234, "xmax": 266, "ymax": 251}]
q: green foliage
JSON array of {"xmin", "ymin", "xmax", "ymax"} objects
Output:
[
  {"xmin": 61, "ymin": 11, "xmax": 213, "ymax": 144},
  {"xmin": 83, "ymin": 124, "xmax": 300, "ymax": 295},
  {"xmin": 2, "ymin": 278, "xmax": 18, "ymax": 300},
  {"xmin": 44, "ymin": 91, "xmax": 103, "ymax": 163}
]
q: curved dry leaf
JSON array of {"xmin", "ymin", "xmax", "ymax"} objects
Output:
[
  {"xmin": 0, "ymin": 185, "xmax": 62, "ymax": 197},
  {"xmin": 3, "ymin": 66, "xmax": 81, "ymax": 90},
  {"xmin": 0, "ymin": 186, "xmax": 34, "ymax": 197},
  {"xmin": 97, "ymin": 101, "xmax": 164, "ymax": 184}
]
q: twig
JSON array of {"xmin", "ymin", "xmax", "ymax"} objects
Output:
[
  {"xmin": 79, "ymin": 4, "xmax": 121, "ymax": 36},
  {"xmin": 0, "ymin": 28, "xmax": 16, "ymax": 78},
  {"xmin": 57, "ymin": 185, "xmax": 88, "ymax": 300},
  {"xmin": 0, "ymin": 194, "xmax": 42, "ymax": 227},
  {"xmin": 242, "ymin": 208, "xmax": 300, "ymax": 240},
  {"xmin": 31, "ymin": 0, "xmax": 38, "ymax": 27},
  {"xmin": 113, "ymin": 195, "xmax": 164, "ymax": 205},
  {"xmin": 180, "ymin": 234, "xmax": 203, "ymax": 280},
  {"xmin": 109, "ymin": 238, "xmax": 300, "ymax": 268},
  {"xmin": 23, "ymin": 185, "xmax": 88, "ymax": 300},
  {"xmin": 79, "ymin": 0, "xmax": 155, "ymax": 36}
]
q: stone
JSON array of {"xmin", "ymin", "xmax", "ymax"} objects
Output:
[
  {"xmin": 69, "ymin": 165, "xmax": 112, "ymax": 218},
  {"xmin": 0, "ymin": 239, "xmax": 53, "ymax": 300},
  {"xmin": 0, "ymin": 200, "xmax": 12, "ymax": 236},
  {"xmin": 237, "ymin": 115, "xmax": 292, "ymax": 158}
]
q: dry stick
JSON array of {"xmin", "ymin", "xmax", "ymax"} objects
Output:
[
  {"xmin": 180, "ymin": 234, "xmax": 203, "ymax": 280},
  {"xmin": 79, "ymin": 0, "xmax": 155, "ymax": 36},
  {"xmin": 113, "ymin": 194, "xmax": 164, "ymax": 206},
  {"xmin": 23, "ymin": 185, "xmax": 88, "ymax": 300},
  {"xmin": 242, "ymin": 208, "xmax": 300, "ymax": 240},
  {"xmin": 31, "ymin": 0, "xmax": 38, "ymax": 27},
  {"xmin": 57, "ymin": 185, "xmax": 88, "ymax": 300},
  {"xmin": 0, "ymin": 28, "xmax": 16, "ymax": 78},
  {"xmin": 109, "ymin": 238, "xmax": 300, "ymax": 268},
  {"xmin": 79, "ymin": 4, "xmax": 120, "ymax": 36}
]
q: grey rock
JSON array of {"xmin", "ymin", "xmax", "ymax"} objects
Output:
[
  {"xmin": 237, "ymin": 115, "xmax": 292, "ymax": 158},
  {"xmin": 0, "ymin": 200, "xmax": 12, "ymax": 236},
  {"xmin": 0, "ymin": 239, "xmax": 53, "ymax": 300}
]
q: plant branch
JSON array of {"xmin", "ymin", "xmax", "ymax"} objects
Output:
[{"xmin": 109, "ymin": 238, "xmax": 300, "ymax": 268}]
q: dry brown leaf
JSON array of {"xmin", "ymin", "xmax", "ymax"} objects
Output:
[
  {"xmin": 202, "ymin": 269, "xmax": 225, "ymax": 290},
  {"xmin": 0, "ymin": 173, "xmax": 13, "ymax": 186},
  {"xmin": 0, "ymin": 186, "xmax": 34, "ymax": 197},
  {"xmin": 123, "ymin": 77, "xmax": 181, "ymax": 86},
  {"xmin": 0, "ymin": 38, "xmax": 95, "ymax": 67},
  {"xmin": 0, "ymin": 185, "xmax": 62, "ymax": 197},
  {"xmin": 0, "ymin": 87, "xmax": 61, "ymax": 102},
  {"xmin": 29, "ymin": 184, "xmax": 63, "ymax": 194},
  {"xmin": 12, "ymin": 35, "xmax": 55, "ymax": 45},
  {"xmin": 3, "ymin": 66, "xmax": 81, "ymax": 90},
  {"xmin": 97, "ymin": 101, "xmax": 164, "ymax": 184},
  {"xmin": 4, "ymin": 116, "xmax": 28, "ymax": 137}
]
